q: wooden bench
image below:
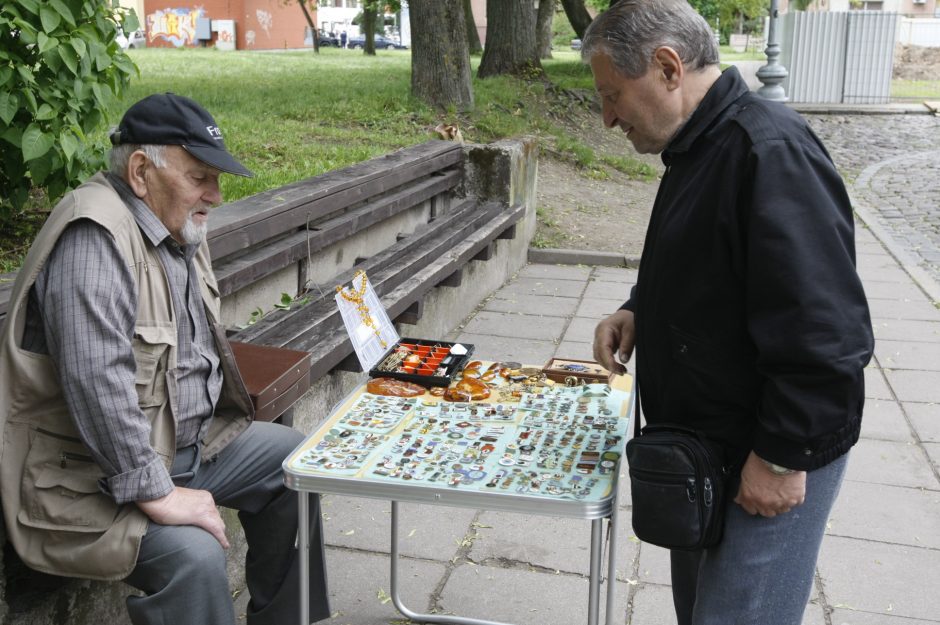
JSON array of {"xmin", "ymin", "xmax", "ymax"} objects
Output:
[{"xmin": 0, "ymin": 139, "xmax": 527, "ymax": 417}]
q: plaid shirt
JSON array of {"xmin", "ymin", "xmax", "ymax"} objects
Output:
[{"xmin": 23, "ymin": 174, "xmax": 222, "ymax": 504}]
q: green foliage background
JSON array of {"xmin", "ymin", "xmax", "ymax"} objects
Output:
[{"xmin": 0, "ymin": 0, "xmax": 138, "ymax": 220}]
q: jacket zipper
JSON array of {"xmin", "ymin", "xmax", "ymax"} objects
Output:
[
  {"xmin": 60, "ymin": 451, "xmax": 94, "ymax": 468},
  {"xmin": 35, "ymin": 426, "xmax": 82, "ymax": 443}
]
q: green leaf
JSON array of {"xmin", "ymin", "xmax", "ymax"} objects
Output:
[
  {"xmin": 21, "ymin": 88, "xmax": 37, "ymax": 114},
  {"xmin": 1, "ymin": 126, "xmax": 22, "ymax": 148},
  {"xmin": 39, "ymin": 4, "xmax": 61, "ymax": 32},
  {"xmin": 59, "ymin": 45, "xmax": 78, "ymax": 75},
  {"xmin": 91, "ymin": 82, "xmax": 108, "ymax": 108},
  {"xmin": 70, "ymin": 37, "xmax": 87, "ymax": 59},
  {"xmin": 16, "ymin": 65, "xmax": 34, "ymax": 85},
  {"xmin": 122, "ymin": 11, "xmax": 139, "ymax": 32},
  {"xmin": 28, "ymin": 150, "xmax": 54, "ymax": 184},
  {"xmin": 37, "ymin": 32, "xmax": 59, "ymax": 53},
  {"xmin": 22, "ymin": 123, "xmax": 54, "ymax": 161},
  {"xmin": 60, "ymin": 129, "xmax": 78, "ymax": 161},
  {"xmin": 0, "ymin": 67, "xmax": 12, "ymax": 89},
  {"xmin": 0, "ymin": 91, "xmax": 17, "ymax": 125},
  {"xmin": 17, "ymin": 0, "xmax": 40, "ymax": 15},
  {"xmin": 35, "ymin": 103, "xmax": 55, "ymax": 120},
  {"xmin": 49, "ymin": 0, "xmax": 75, "ymax": 27}
]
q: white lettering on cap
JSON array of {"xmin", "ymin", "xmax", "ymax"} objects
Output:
[{"xmin": 206, "ymin": 125, "xmax": 223, "ymax": 140}]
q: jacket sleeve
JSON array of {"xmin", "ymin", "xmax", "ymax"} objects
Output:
[{"xmin": 744, "ymin": 135, "xmax": 873, "ymax": 470}]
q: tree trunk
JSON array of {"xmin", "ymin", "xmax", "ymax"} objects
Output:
[
  {"xmin": 363, "ymin": 5, "xmax": 377, "ymax": 55},
  {"xmin": 560, "ymin": 0, "xmax": 592, "ymax": 39},
  {"xmin": 409, "ymin": 0, "xmax": 474, "ymax": 112},
  {"xmin": 297, "ymin": 0, "xmax": 319, "ymax": 52},
  {"xmin": 463, "ymin": 0, "xmax": 482, "ymax": 55},
  {"xmin": 536, "ymin": 0, "xmax": 555, "ymax": 59},
  {"xmin": 478, "ymin": 0, "xmax": 542, "ymax": 79}
]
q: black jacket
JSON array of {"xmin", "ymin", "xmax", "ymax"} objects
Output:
[{"xmin": 625, "ymin": 67, "xmax": 873, "ymax": 471}]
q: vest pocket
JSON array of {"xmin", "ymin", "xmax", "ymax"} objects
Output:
[
  {"xmin": 132, "ymin": 324, "xmax": 174, "ymax": 407},
  {"xmin": 19, "ymin": 429, "xmax": 119, "ymax": 532}
]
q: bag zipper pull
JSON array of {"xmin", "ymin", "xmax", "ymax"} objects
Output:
[
  {"xmin": 704, "ymin": 478, "xmax": 714, "ymax": 507},
  {"xmin": 60, "ymin": 452, "xmax": 68, "ymax": 468},
  {"xmin": 686, "ymin": 478, "xmax": 696, "ymax": 502}
]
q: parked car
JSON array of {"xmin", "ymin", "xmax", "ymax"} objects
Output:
[
  {"xmin": 117, "ymin": 28, "xmax": 146, "ymax": 49},
  {"xmin": 571, "ymin": 38, "xmax": 582, "ymax": 51},
  {"xmin": 347, "ymin": 34, "xmax": 408, "ymax": 50},
  {"xmin": 319, "ymin": 33, "xmax": 341, "ymax": 47}
]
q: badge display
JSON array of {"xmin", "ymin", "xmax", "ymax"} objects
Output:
[{"xmin": 288, "ymin": 369, "xmax": 631, "ymax": 503}]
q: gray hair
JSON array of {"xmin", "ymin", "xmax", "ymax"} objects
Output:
[
  {"xmin": 108, "ymin": 141, "xmax": 167, "ymax": 176},
  {"xmin": 581, "ymin": 0, "xmax": 719, "ymax": 78}
]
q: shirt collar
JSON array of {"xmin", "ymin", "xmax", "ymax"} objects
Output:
[
  {"xmin": 106, "ymin": 172, "xmax": 197, "ymax": 259},
  {"xmin": 662, "ymin": 65, "xmax": 749, "ymax": 163}
]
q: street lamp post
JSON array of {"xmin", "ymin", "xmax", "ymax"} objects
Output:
[{"xmin": 756, "ymin": 0, "xmax": 788, "ymax": 101}]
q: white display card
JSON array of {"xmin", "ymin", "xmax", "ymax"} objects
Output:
[{"xmin": 335, "ymin": 272, "xmax": 400, "ymax": 372}]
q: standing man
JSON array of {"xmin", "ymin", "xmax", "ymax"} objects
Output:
[
  {"xmin": 340, "ymin": 30, "xmax": 347, "ymax": 48},
  {"xmin": 584, "ymin": 2, "xmax": 873, "ymax": 624},
  {"xmin": 0, "ymin": 93, "xmax": 330, "ymax": 625}
]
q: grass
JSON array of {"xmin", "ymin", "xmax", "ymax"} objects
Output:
[
  {"xmin": 890, "ymin": 79, "xmax": 940, "ymax": 100},
  {"xmin": 0, "ymin": 46, "xmax": 602, "ymax": 269}
]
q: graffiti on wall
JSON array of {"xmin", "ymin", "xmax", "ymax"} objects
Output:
[
  {"xmin": 256, "ymin": 10, "xmax": 273, "ymax": 38},
  {"xmin": 148, "ymin": 7, "xmax": 206, "ymax": 47}
]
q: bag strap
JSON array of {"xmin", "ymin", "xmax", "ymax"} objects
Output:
[{"xmin": 633, "ymin": 378, "xmax": 642, "ymax": 439}]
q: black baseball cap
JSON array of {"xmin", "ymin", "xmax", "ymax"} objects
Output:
[{"xmin": 110, "ymin": 93, "xmax": 253, "ymax": 177}]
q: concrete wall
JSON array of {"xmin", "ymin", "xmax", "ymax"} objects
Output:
[{"xmin": 0, "ymin": 137, "xmax": 538, "ymax": 625}]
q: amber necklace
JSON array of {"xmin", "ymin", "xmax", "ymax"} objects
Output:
[{"xmin": 336, "ymin": 270, "xmax": 387, "ymax": 348}]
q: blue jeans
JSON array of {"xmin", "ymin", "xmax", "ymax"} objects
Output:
[{"xmin": 670, "ymin": 454, "xmax": 849, "ymax": 625}]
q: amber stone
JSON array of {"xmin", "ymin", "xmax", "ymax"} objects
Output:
[{"xmin": 366, "ymin": 377, "xmax": 425, "ymax": 397}]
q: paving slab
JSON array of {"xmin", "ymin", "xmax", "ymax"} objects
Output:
[
  {"xmin": 828, "ymin": 480, "xmax": 940, "ymax": 548},
  {"xmin": 883, "ymin": 369, "xmax": 940, "ymax": 403},
  {"xmin": 469, "ymin": 510, "xmax": 639, "ymax": 579},
  {"xmin": 561, "ymin": 317, "xmax": 600, "ymax": 344},
  {"xmin": 875, "ymin": 340, "xmax": 940, "ymax": 371},
  {"xmin": 555, "ymin": 340, "xmax": 594, "ymax": 361},
  {"xmin": 575, "ymin": 298, "xmax": 625, "ymax": 320},
  {"xmin": 863, "ymin": 279, "xmax": 931, "ymax": 301},
  {"xmin": 844, "ymin": 438, "xmax": 938, "ymax": 489},
  {"xmin": 460, "ymin": 311, "xmax": 568, "ymax": 342},
  {"xmin": 636, "ymin": 542, "xmax": 672, "ymax": 586},
  {"xmin": 592, "ymin": 267, "xmax": 639, "ymax": 282},
  {"xmin": 483, "ymin": 293, "xmax": 580, "ymax": 317},
  {"xmin": 498, "ymin": 277, "xmax": 587, "ymax": 299},
  {"xmin": 628, "ymin": 584, "xmax": 679, "ymax": 625},
  {"xmin": 517, "ymin": 263, "xmax": 594, "ymax": 282},
  {"xmin": 817, "ymin": 537, "xmax": 940, "ymax": 622},
  {"xmin": 439, "ymin": 563, "xmax": 631, "ymax": 625},
  {"xmin": 906, "ymin": 401, "xmax": 940, "ymax": 443},
  {"xmin": 828, "ymin": 608, "xmax": 940, "ymax": 625},
  {"xmin": 453, "ymin": 333, "xmax": 557, "ymax": 366},
  {"xmin": 860, "ymin": 399, "xmax": 915, "ymax": 442},
  {"xmin": 868, "ymin": 298, "xmax": 940, "ymax": 322},
  {"xmin": 857, "ymin": 263, "xmax": 918, "ymax": 284},
  {"xmin": 864, "ymin": 366, "xmax": 894, "ymax": 400},
  {"xmin": 321, "ymin": 496, "xmax": 477, "ymax": 560},
  {"xmin": 871, "ymin": 318, "xmax": 940, "ymax": 343},
  {"xmin": 583, "ymin": 280, "xmax": 633, "ymax": 302},
  {"xmin": 924, "ymin": 442, "xmax": 940, "ymax": 475},
  {"xmin": 324, "ymin": 548, "xmax": 446, "ymax": 625}
]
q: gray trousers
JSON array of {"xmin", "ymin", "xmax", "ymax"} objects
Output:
[
  {"xmin": 124, "ymin": 422, "xmax": 330, "ymax": 625},
  {"xmin": 670, "ymin": 453, "xmax": 849, "ymax": 625}
]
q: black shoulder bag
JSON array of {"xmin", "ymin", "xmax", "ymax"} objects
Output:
[{"xmin": 625, "ymin": 388, "xmax": 732, "ymax": 550}]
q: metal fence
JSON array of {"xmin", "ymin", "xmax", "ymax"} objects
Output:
[{"xmin": 779, "ymin": 11, "xmax": 900, "ymax": 104}]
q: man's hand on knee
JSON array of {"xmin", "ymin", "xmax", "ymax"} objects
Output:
[{"xmin": 137, "ymin": 487, "xmax": 230, "ymax": 548}]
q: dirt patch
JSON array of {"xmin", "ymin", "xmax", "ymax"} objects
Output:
[
  {"xmin": 894, "ymin": 44, "xmax": 940, "ymax": 81},
  {"xmin": 535, "ymin": 108, "xmax": 663, "ymax": 257}
]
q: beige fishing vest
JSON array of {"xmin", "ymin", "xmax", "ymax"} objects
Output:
[{"xmin": 0, "ymin": 173, "xmax": 253, "ymax": 580}]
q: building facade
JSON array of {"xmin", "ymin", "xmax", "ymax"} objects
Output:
[{"xmin": 143, "ymin": 0, "xmax": 315, "ymax": 50}]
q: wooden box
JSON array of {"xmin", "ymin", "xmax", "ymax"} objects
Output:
[
  {"xmin": 541, "ymin": 357, "xmax": 610, "ymax": 384},
  {"xmin": 230, "ymin": 341, "xmax": 312, "ymax": 423}
]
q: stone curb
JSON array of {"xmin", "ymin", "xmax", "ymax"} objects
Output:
[
  {"xmin": 788, "ymin": 102, "xmax": 933, "ymax": 115},
  {"xmin": 527, "ymin": 247, "xmax": 640, "ymax": 267}
]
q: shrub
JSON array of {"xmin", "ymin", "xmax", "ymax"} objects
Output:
[{"xmin": 0, "ymin": 0, "xmax": 138, "ymax": 218}]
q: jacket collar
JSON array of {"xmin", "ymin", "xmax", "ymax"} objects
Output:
[{"xmin": 662, "ymin": 66, "xmax": 749, "ymax": 164}]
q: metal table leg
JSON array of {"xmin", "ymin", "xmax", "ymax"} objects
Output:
[
  {"xmin": 299, "ymin": 491, "xmax": 310, "ymax": 625},
  {"xmin": 389, "ymin": 501, "xmax": 512, "ymax": 625},
  {"xmin": 605, "ymin": 502, "xmax": 620, "ymax": 625},
  {"xmin": 588, "ymin": 519, "xmax": 604, "ymax": 625}
]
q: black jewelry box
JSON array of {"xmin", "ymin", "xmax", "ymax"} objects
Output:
[{"xmin": 368, "ymin": 338, "xmax": 474, "ymax": 388}]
